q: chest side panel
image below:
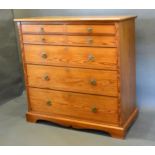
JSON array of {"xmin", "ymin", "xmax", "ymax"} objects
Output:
[{"xmin": 117, "ymin": 19, "xmax": 137, "ymax": 125}]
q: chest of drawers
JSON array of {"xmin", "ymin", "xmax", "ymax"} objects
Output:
[{"xmin": 14, "ymin": 16, "xmax": 138, "ymax": 139}]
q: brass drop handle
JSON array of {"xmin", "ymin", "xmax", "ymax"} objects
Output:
[
  {"xmin": 88, "ymin": 54, "xmax": 95, "ymax": 61},
  {"xmin": 87, "ymin": 37, "xmax": 93, "ymax": 44},
  {"xmin": 41, "ymin": 52, "xmax": 47, "ymax": 59},
  {"xmin": 87, "ymin": 27, "xmax": 93, "ymax": 33},
  {"xmin": 43, "ymin": 75, "xmax": 50, "ymax": 81},
  {"xmin": 42, "ymin": 38, "xmax": 46, "ymax": 42},
  {"xmin": 91, "ymin": 107, "xmax": 98, "ymax": 113},
  {"xmin": 90, "ymin": 79, "xmax": 97, "ymax": 85},
  {"xmin": 46, "ymin": 100, "xmax": 52, "ymax": 106},
  {"xmin": 40, "ymin": 27, "xmax": 44, "ymax": 32}
]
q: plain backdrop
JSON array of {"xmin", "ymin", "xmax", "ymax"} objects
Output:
[{"xmin": 0, "ymin": 10, "xmax": 23, "ymax": 105}]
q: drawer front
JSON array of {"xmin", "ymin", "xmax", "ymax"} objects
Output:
[
  {"xmin": 67, "ymin": 36, "xmax": 116, "ymax": 47},
  {"xmin": 23, "ymin": 34, "xmax": 66, "ymax": 45},
  {"xmin": 29, "ymin": 87, "xmax": 119, "ymax": 124},
  {"xmin": 24, "ymin": 45, "xmax": 118, "ymax": 70},
  {"xmin": 22, "ymin": 25, "xmax": 64, "ymax": 33},
  {"xmin": 27, "ymin": 65, "xmax": 118, "ymax": 97},
  {"xmin": 22, "ymin": 34, "xmax": 116, "ymax": 47},
  {"xmin": 21, "ymin": 24, "xmax": 116, "ymax": 34},
  {"xmin": 66, "ymin": 24, "xmax": 116, "ymax": 34}
]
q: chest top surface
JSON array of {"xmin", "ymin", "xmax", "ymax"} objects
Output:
[{"xmin": 14, "ymin": 16, "xmax": 137, "ymax": 22}]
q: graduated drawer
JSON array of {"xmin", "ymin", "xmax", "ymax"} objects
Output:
[
  {"xmin": 21, "ymin": 24, "xmax": 116, "ymax": 34},
  {"xmin": 28, "ymin": 87, "xmax": 119, "ymax": 124},
  {"xmin": 22, "ymin": 34, "xmax": 116, "ymax": 47},
  {"xmin": 27, "ymin": 65, "xmax": 118, "ymax": 97},
  {"xmin": 24, "ymin": 45, "xmax": 118, "ymax": 70}
]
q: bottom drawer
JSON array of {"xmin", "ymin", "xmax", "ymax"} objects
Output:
[{"xmin": 28, "ymin": 87, "xmax": 119, "ymax": 125}]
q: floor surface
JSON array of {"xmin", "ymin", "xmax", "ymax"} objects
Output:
[{"xmin": 0, "ymin": 93, "xmax": 155, "ymax": 145}]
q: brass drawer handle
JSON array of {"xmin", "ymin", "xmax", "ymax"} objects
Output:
[
  {"xmin": 43, "ymin": 75, "xmax": 50, "ymax": 81},
  {"xmin": 42, "ymin": 38, "xmax": 46, "ymax": 42},
  {"xmin": 88, "ymin": 54, "xmax": 95, "ymax": 62},
  {"xmin": 40, "ymin": 27, "xmax": 44, "ymax": 32},
  {"xmin": 46, "ymin": 100, "xmax": 52, "ymax": 106},
  {"xmin": 90, "ymin": 79, "xmax": 97, "ymax": 85},
  {"xmin": 41, "ymin": 52, "xmax": 47, "ymax": 59},
  {"xmin": 87, "ymin": 27, "xmax": 93, "ymax": 33},
  {"xmin": 91, "ymin": 107, "xmax": 98, "ymax": 113},
  {"xmin": 87, "ymin": 38, "xmax": 93, "ymax": 44}
]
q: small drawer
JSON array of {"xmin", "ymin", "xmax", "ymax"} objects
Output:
[
  {"xmin": 22, "ymin": 25, "xmax": 64, "ymax": 33},
  {"xmin": 27, "ymin": 65, "xmax": 118, "ymax": 97},
  {"xmin": 67, "ymin": 36, "xmax": 116, "ymax": 47},
  {"xmin": 28, "ymin": 87, "xmax": 119, "ymax": 125},
  {"xmin": 24, "ymin": 45, "xmax": 118, "ymax": 70},
  {"xmin": 22, "ymin": 34, "xmax": 66, "ymax": 45},
  {"xmin": 66, "ymin": 24, "xmax": 116, "ymax": 34}
]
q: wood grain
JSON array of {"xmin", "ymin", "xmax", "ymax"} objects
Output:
[
  {"xmin": 16, "ymin": 22, "xmax": 32, "ymax": 111},
  {"xmin": 24, "ymin": 44, "xmax": 118, "ymax": 70},
  {"xmin": 28, "ymin": 87, "xmax": 119, "ymax": 124},
  {"xmin": 14, "ymin": 16, "xmax": 137, "ymax": 22},
  {"xmin": 26, "ymin": 65, "xmax": 118, "ymax": 97},
  {"xmin": 66, "ymin": 24, "xmax": 116, "ymax": 34},
  {"xmin": 21, "ymin": 24, "xmax": 116, "ymax": 35},
  {"xmin": 117, "ymin": 19, "xmax": 137, "ymax": 125},
  {"xmin": 26, "ymin": 108, "xmax": 138, "ymax": 139},
  {"xmin": 23, "ymin": 34, "xmax": 66, "ymax": 45},
  {"xmin": 15, "ymin": 16, "xmax": 138, "ymax": 139},
  {"xmin": 22, "ymin": 24, "xmax": 64, "ymax": 33},
  {"xmin": 67, "ymin": 35, "xmax": 116, "ymax": 47},
  {"xmin": 22, "ymin": 34, "xmax": 116, "ymax": 47}
]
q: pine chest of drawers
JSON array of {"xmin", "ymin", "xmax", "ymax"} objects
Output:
[{"xmin": 14, "ymin": 16, "xmax": 138, "ymax": 139}]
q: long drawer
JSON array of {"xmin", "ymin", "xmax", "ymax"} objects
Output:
[
  {"xmin": 26, "ymin": 65, "xmax": 118, "ymax": 97},
  {"xmin": 24, "ymin": 45, "xmax": 118, "ymax": 70},
  {"xmin": 22, "ymin": 34, "xmax": 116, "ymax": 47},
  {"xmin": 22, "ymin": 24, "xmax": 116, "ymax": 34},
  {"xmin": 28, "ymin": 87, "xmax": 119, "ymax": 124}
]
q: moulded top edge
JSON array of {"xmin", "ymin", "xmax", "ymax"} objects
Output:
[{"xmin": 14, "ymin": 16, "xmax": 137, "ymax": 22}]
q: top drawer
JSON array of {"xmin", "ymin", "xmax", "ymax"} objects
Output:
[
  {"xmin": 22, "ymin": 25, "xmax": 64, "ymax": 33},
  {"xmin": 66, "ymin": 25, "xmax": 116, "ymax": 34},
  {"xmin": 21, "ymin": 24, "xmax": 116, "ymax": 35}
]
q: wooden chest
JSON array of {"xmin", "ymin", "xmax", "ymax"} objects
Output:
[{"xmin": 14, "ymin": 16, "xmax": 138, "ymax": 139}]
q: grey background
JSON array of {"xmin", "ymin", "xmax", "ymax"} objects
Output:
[
  {"xmin": 1, "ymin": 9, "xmax": 155, "ymax": 109},
  {"xmin": 0, "ymin": 10, "xmax": 23, "ymax": 105}
]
